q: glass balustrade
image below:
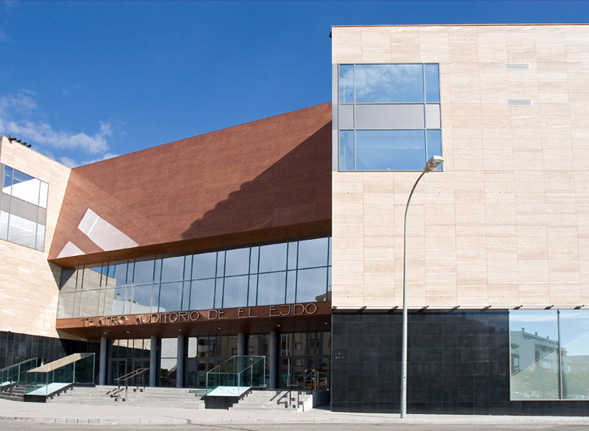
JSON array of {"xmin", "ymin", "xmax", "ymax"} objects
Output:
[
  {"xmin": 0, "ymin": 358, "xmax": 38, "ymax": 386},
  {"xmin": 25, "ymin": 353, "xmax": 95, "ymax": 397},
  {"xmin": 206, "ymin": 355, "xmax": 265, "ymax": 396}
]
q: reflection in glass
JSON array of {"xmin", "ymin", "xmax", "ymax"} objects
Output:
[
  {"xmin": 248, "ymin": 275, "xmax": 258, "ymax": 306},
  {"xmin": 11, "ymin": 170, "xmax": 40, "ymax": 206},
  {"xmin": 3, "ymin": 166, "xmax": 12, "ymax": 192},
  {"xmin": 39, "ymin": 182, "xmax": 49, "ymax": 209},
  {"xmin": 339, "ymin": 65, "xmax": 354, "ymax": 103},
  {"xmin": 510, "ymin": 310, "xmax": 559, "ymax": 400},
  {"xmin": 114, "ymin": 263, "xmax": 128, "ymax": 287},
  {"xmin": 111, "ymin": 287, "xmax": 127, "ymax": 314},
  {"xmin": 161, "ymin": 256, "xmax": 185, "ymax": 283},
  {"xmin": 355, "ymin": 64, "xmax": 424, "ymax": 103},
  {"xmin": 130, "ymin": 284, "xmax": 153, "ymax": 314},
  {"xmin": 287, "ymin": 242, "xmax": 298, "ymax": 270},
  {"xmin": 223, "ymin": 276, "xmax": 248, "ymax": 308},
  {"xmin": 339, "ymin": 130, "xmax": 355, "ymax": 171},
  {"xmin": 0, "ymin": 211, "xmax": 9, "ymax": 240},
  {"xmin": 193, "ymin": 252, "xmax": 217, "ymax": 279},
  {"xmin": 296, "ymin": 268, "xmax": 327, "ymax": 303},
  {"xmin": 259, "ymin": 243, "xmax": 287, "ymax": 273},
  {"xmin": 225, "ymin": 248, "xmax": 250, "ymax": 276},
  {"xmin": 35, "ymin": 224, "xmax": 45, "ymax": 251},
  {"xmin": 298, "ymin": 238, "xmax": 328, "ymax": 269},
  {"xmin": 257, "ymin": 272, "xmax": 286, "ymax": 306},
  {"xmin": 158, "ymin": 282, "xmax": 182, "ymax": 312},
  {"xmin": 190, "ymin": 279, "xmax": 215, "ymax": 310},
  {"xmin": 286, "ymin": 271, "xmax": 296, "ymax": 303},
  {"xmin": 356, "ymin": 130, "xmax": 426, "ymax": 171},
  {"xmin": 427, "ymin": 130, "xmax": 443, "ymax": 162},
  {"xmin": 425, "ymin": 64, "xmax": 440, "ymax": 103},
  {"xmin": 134, "ymin": 260, "xmax": 154, "ymax": 285},
  {"xmin": 560, "ymin": 310, "xmax": 589, "ymax": 399},
  {"xmin": 7, "ymin": 213, "xmax": 37, "ymax": 249}
]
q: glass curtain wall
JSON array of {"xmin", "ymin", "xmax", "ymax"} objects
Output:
[
  {"xmin": 510, "ymin": 309, "xmax": 589, "ymax": 400},
  {"xmin": 58, "ymin": 237, "xmax": 332, "ymax": 319}
]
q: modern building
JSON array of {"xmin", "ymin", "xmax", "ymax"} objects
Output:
[{"xmin": 2, "ymin": 23, "xmax": 589, "ymax": 415}]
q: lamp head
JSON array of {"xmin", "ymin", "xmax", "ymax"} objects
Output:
[{"xmin": 424, "ymin": 155, "xmax": 444, "ymax": 172}]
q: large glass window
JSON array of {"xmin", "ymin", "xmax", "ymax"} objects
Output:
[
  {"xmin": 58, "ymin": 236, "xmax": 332, "ymax": 318},
  {"xmin": 510, "ymin": 309, "xmax": 589, "ymax": 400},
  {"xmin": 0, "ymin": 164, "xmax": 48, "ymax": 251},
  {"xmin": 337, "ymin": 63, "xmax": 441, "ymax": 172}
]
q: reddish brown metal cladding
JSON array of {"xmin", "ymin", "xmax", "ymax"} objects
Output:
[{"xmin": 49, "ymin": 103, "xmax": 332, "ymax": 266}]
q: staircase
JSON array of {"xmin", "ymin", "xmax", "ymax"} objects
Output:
[
  {"xmin": 0, "ymin": 383, "xmax": 26, "ymax": 402},
  {"xmin": 229, "ymin": 389, "xmax": 313, "ymax": 411},
  {"xmin": 48, "ymin": 385, "xmax": 205, "ymax": 409}
]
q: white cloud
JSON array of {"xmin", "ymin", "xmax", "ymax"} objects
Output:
[
  {"xmin": 0, "ymin": 91, "xmax": 115, "ymax": 162},
  {"xmin": 60, "ymin": 152, "xmax": 119, "ymax": 168}
]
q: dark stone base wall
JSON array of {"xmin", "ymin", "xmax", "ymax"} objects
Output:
[
  {"xmin": 0, "ymin": 331, "xmax": 98, "ymax": 370},
  {"xmin": 331, "ymin": 309, "xmax": 589, "ymax": 416}
]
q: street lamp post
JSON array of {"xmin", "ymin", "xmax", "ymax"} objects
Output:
[{"xmin": 400, "ymin": 155, "xmax": 444, "ymax": 419}]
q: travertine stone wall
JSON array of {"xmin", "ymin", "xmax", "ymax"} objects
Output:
[
  {"xmin": 0, "ymin": 136, "xmax": 71, "ymax": 337},
  {"xmin": 332, "ymin": 25, "xmax": 589, "ymax": 309}
]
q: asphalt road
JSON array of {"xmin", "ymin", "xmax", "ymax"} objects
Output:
[{"xmin": 2, "ymin": 423, "xmax": 589, "ymax": 431}]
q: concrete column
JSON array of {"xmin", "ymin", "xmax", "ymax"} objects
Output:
[
  {"xmin": 268, "ymin": 331, "xmax": 280, "ymax": 389},
  {"xmin": 237, "ymin": 333, "xmax": 247, "ymax": 356},
  {"xmin": 176, "ymin": 335, "xmax": 186, "ymax": 388},
  {"xmin": 149, "ymin": 336, "xmax": 159, "ymax": 387},
  {"xmin": 98, "ymin": 337, "xmax": 108, "ymax": 385}
]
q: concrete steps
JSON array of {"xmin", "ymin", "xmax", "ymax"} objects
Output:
[
  {"xmin": 0, "ymin": 383, "xmax": 26, "ymax": 402},
  {"xmin": 229, "ymin": 389, "xmax": 312, "ymax": 411},
  {"xmin": 49, "ymin": 385, "xmax": 205, "ymax": 409}
]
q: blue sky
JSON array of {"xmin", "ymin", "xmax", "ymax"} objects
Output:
[{"xmin": 0, "ymin": 0, "xmax": 587, "ymax": 167}]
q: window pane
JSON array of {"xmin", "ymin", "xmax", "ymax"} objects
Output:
[
  {"xmin": 560, "ymin": 310, "xmax": 589, "ymax": 399},
  {"xmin": 7, "ymin": 213, "xmax": 37, "ymax": 248},
  {"xmin": 158, "ymin": 282, "xmax": 182, "ymax": 312},
  {"xmin": 356, "ymin": 130, "xmax": 426, "ymax": 171},
  {"xmin": 296, "ymin": 267, "xmax": 327, "ymax": 303},
  {"xmin": 3, "ymin": 166, "xmax": 12, "ymax": 193},
  {"xmin": 298, "ymin": 238, "xmax": 328, "ymax": 269},
  {"xmin": 225, "ymin": 248, "xmax": 250, "ymax": 276},
  {"xmin": 130, "ymin": 284, "xmax": 153, "ymax": 314},
  {"xmin": 286, "ymin": 270, "xmax": 296, "ymax": 303},
  {"xmin": 35, "ymin": 223, "xmax": 45, "ymax": 251},
  {"xmin": 111, "ymin": 287, "xmax": 127, "ymax": 314},
  {"xmin": 114, "ymin": 263, "xmax": 129, "ymax": 287},
  {"xmin": 161, "ymin": 255, "xmax": 185, "ymax": 283},
  {"xmin": 134, "ymin": 259, "xmax": 155, "ymax": 285},
  {"xmin": 287, "ymin": 241, "xmax": 298, "ymax": 270},
  {"xmin": 339, "ymin": 64, "xmax": 354, "ymax": 103},
  {"xmin": 425, "ymin": 64, "xmax": 440, "ymax": 103},
  {"xmin": 223, "ymin": 276, "xmax": 248, "ymax": 308},
  {"xmin": 11, "ymin": 170, "xmax": 40, "ymax": 206},
  {"xmin": 248, "ymin": 275, "xmax": 258, "ymax": 306},
  {"xmin": 257, "ymin": 272, "xmax": 286, "ymax": 306},
  {"xmin": 427, "ymin": 129, "xmax": 443, "ymax": 162},
  {"xmin": 339, "ymin": 130, "xmax": 355, "ymax": 171},
  {"xmin": 193, "ymin": 252, "xmax": 217, "ymax": 279},
  {"xmin": 79, "ymin": 289, "xmax": 100, "ymax": 317},
  {"xmin": 39, "ymin": 181, "xmax": 49, "ymax": 209},
  {"xmin": 190, "ymin": 279, "xmax": 215, "ymax": 310},
  {"xmin": 259, "ymin": 243, "xmax": 287, "ymax": 273},
  {"xmin": 510, "ymin": 310, "xmax": 560, "ymax": 400},
  {"xmin": 355, "ymin": 64, "xmax": 424, "ymax": 103},
  {"xmin": 0, "ymin": 210, "xmax": 8, "ymax": 240}
]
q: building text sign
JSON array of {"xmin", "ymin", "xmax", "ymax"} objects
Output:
[{"xmin": 82, "ymin": 303, "xmax": 319, "ymax": 328}]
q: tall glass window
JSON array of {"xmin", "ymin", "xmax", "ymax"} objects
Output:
[
  {"xmin": 0, "ymin": 164, "xmax": 48, "ymax": 251},
  {"xmin": 337, "ymin": 63, "xmax": 441, "ymax": 171},
  {"xmin": 510, "ymin": 309, "xmax": 589, "ymax": 400},
  {"xmin": 57, "ymin": 236, "xmax": 332, "ymax": 318}
]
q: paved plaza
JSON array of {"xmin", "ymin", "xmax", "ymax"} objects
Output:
[{"xmin": 2, "ymin": 399, "xmax": 589, "ymax": 428}]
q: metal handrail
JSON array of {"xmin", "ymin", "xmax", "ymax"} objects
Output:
[{"xmin": 113, "ymin": 368, "xmax": 149, "ymax": 402}]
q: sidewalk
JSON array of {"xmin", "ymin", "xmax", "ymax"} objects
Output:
[{"xmin": 2, "ymin": 399, "xmax": 589, "ymax": 426}]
